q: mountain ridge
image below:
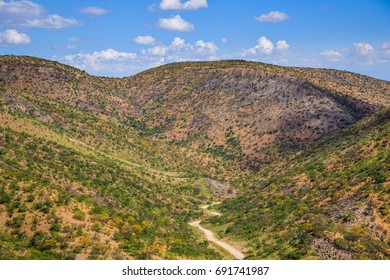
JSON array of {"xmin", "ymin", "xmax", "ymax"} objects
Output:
[{"xmin": 2, "ymin": 56, "xmax": 388, "ymax": 167}]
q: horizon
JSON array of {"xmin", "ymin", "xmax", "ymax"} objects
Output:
[
  {"xmin": 3, "ymin": 54, "xmax": 390, "ymax": 82},
  {"xmin": 0, "ymin": 0, "xmax": 389, "ymax": 81}
]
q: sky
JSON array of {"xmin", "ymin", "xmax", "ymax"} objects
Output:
[{"xmin": 0, "ymin": 0, "xmax": 390, "ymax": 80}]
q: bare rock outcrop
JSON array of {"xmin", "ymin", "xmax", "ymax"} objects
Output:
[{"xmin": 204, "ymin": 178, "xmax": 237, "ymax": 198}]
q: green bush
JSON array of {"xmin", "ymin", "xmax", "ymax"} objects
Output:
[
  {"xmin": 0, "ymin": 188, "xmax": 11, "ymax": 204},
  {"xmin": 73, "ymin": 208, "xmax": 86, "ymax": 221}
]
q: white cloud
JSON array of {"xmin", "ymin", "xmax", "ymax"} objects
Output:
[
  {"xmin": 319, "ymin": 42, "xmax": 390, "ymax": 65},
  {"xmin": 58, "ymin": 37, "xmax": 219, "ymax": 76},
  {"xmin": 255, "ymin": 11, "xmax": 289, "ymax": 22},
  {"xmin": 246, "ymin": 36, "xmax": 274, "ymax": 55},
  {"xmin": 141, "ymin": 37, "xmax": 218, "ymax": 57},
  {"xmin": 160, "ymin": 0, "xmax": 182, "ymax": 9},
  {"xmin": 381, "ymin": 42, "xmax": 390, "ymax": 57},
  {"xmin": 134, "ymin": 35, "xmax": 156, "ymax": 45},
  {"xmin": 221, "ymin": 37, "xmax": 228, "ymax": 44},
  {"xmin": 257, "ymin": 37, "xmax": 274, "ymax": 54},
  {"xmin": 25, "ymin": 14, "xmax": 80, "ymax": 29},
  {"xmin": 159, "ymin": 0, "xmax": 208, "ymax": 10},
  {"xmin": 150, "ymin": 57, "xmax": 166, "ymax": 68},
  {"xmin": 237, "ymin": 36, "xmax": 292, "ymax": 64},
  {"xmin": 142, "ymin": 45, "xmax": 168, "ymax": 56},
  {"xmin": 61, "ymin": 49, "xmax": 137, "ymax": 74},
  {"xmin": 158, "ymin": 15, "xmax": 194, "ymax": 32},
  {"xmin": 382, "ymin": 42, "xmax": 390, "ymax": 50},
  {"xmin": 276, "ymin": 40, "xmax": 289, "ymax": 50},
  {"xmin": 0, "ymin": 28, "xmax": 30, "ymax": 45},
  {"xmin": 0, "ymin": 0, "xmax": 80, "ymax": 29},
  {"xmin": 79, "ymin": 6, "xmax": 109, "ymax": 17},
  {"xmin": 171, "ymin": 36, "xmax": 186, "ymax": 49},
  {"xmin": 195, "ymin": 40, "xmax": 218, "ymax": 54},
  {"xmin": 139, "ymin": 37, "xmax": 219, "ymax": 67},
  {"xmin": 320, "ymin": 50, "xmax": 343, "ymax": 62},
  {"xmin": 0, "ymin": 0, "xmax": 44, "ymax": 23},
  {"xmin": 52, "ymin": 43, "xmax": 77, "ymax": 50},
  {"xmin": 353, "ymin": 42, "xmax": 374, "ymax": 56},
  {"xmin": 93, "ymin": 49, "xmax": 137, "ymax": 60}
]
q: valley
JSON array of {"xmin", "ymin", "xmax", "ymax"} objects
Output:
[
  {"xmin": 189, "ymin": 202, "xmax": 245, "ymax": 260},
  {"xmin": 0, "ymin": 55, "xmax": 389, "ymax": 260}
]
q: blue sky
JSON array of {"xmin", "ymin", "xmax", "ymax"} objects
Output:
[{"xmin": 0, "ymin": 0, "xmax": 389, "ymax": 80}]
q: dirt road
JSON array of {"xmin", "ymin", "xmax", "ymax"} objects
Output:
[{"xmin": 190, "ymin": 203, "xmax": 245, "ymax": 260}]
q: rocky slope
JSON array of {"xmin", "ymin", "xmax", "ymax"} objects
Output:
[
  {"xmin": 208, "ymin": 109, "xmax": 390, "ymax": 259},
  {"xmin": 2, "ymin": 57, "xmax": 388, "ymax": 168},
  {"xmin": 114, "ymin": 61, "xmax": 384, "ymax": 167}
]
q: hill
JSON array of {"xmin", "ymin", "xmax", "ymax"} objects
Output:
[
  {"xmin": 0, "ymin": 55, "xmax": 389, "ymax": 259},
  {"xmin": 205, "ymin": 108, "xmax": 390, "ymax": 259},
  {"xmin": 112, "ymin": 61, "xmax": 387, "ymax": 168},
  {"xmin": 2, "ymin": 57, "xmax": 389, "ymax": 168}
]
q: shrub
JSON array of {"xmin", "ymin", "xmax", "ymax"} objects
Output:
[
  {"xmin": 0, "ymin": 188, "xmax": 11, "ymax": 204},
  {"xmin": 73, "ymin": 208, "xmax": 86, "ymax": 221},
  {"xmin": 26, "ymin": 194, "xmax": 35, "ymax": 202}
]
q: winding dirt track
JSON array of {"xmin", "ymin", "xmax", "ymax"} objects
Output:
[{"xmin": 189, "ymin": 203, "xmax": 245, "ymax": 260}]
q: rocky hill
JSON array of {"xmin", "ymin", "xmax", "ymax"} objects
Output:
[
  {"xmin": 206, "ymin": 109, "xmax": 390, "ymax": 259},
  {"xmin": 2, "ymin": 57, "xmax": 388, "ymax": 168},
  {"xmin": 113, "ymin": 61, "xmax": 386, "ymax": 167},
  {"xmin": 0, "ymin": 55, "xmax": 389, "ymax": 259}
]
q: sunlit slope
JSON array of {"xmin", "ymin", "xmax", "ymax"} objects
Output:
[{"xmin": 208, "ymin": 109, "xmax": 390, "ymax": 259}]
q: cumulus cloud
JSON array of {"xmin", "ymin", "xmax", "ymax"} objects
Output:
[
  {"xmin": 0, "ymin": 28, "xmax": 30, "ymax": 45},
  {"xmin": 25, "ymin": 14, "xmax": 80, "ymax": 29},
  {"xmin": 221, "ymin": 37, "xmax": 228, "ymax": 44},
  {"xmin": 195, "ymin": 40, "xmax": 218, "ymax": 54},
  {"xmin": 97, "ymin": 49, "xmax": 136, "ymax": 60},
  {"xmin": 0, "ymin": 0, "xmax": 44, "ymax": 23},
  {"xmin": 319, "ymin": 42, "xmax": 390, "ymax": 65},
  {"xmin": 171, "ymin": 36, "xmax": 186, "ymax": 48},
  {"xmin": 52, "ymin": 43, "xmax": 77, "ymax": 50},
  {"xmin": 142, "ymin": 37, "xmax": 218, "ymax": 57},
  {"xmin": 58, "ymin": 37, "xmax": 218, "ymax": 76},
  {"xmin": 382, "ymin": 42, "xmax": 390, "ymax": 49},
  {"xmin": 158, "ymin": 15, "xmax": 194, "ymax": 32},
  {"xmin": 159, "ymin": 0, "xmax": 208, "ymax": 10},
  {"xmin": 320, "ymin": 50, "xmax": 343, "ymax": 62},
  {"xmin": 255, "ymin": 11, "xmax": 289, "ymax": 22},
  {"xmin": 143, "ymin": 45, "xmax": 169, "ymax": 56},
  {"xmin": 236, "ymin": 36, "xmax": 291, "ymax": 65},
  {"xmin": 61, "ymin": 49, "xmax": 137, "ymax": 74},
  {"xmin": 246, "ymin": 36, "xmax": 274, "ymax": 55},
  {"xmin": 79, "ymin": 6, "xmax": 109, "ymax": 17},
  {"xmin": 0, "ymin": 0, "xmax": 80, "ymax": 29},
  {"xmin": 353, "ymin": 42, "xmax": 374, "ymax": 56},
  {"xmin": 141, "ymin": 37, "xmax": 218, "ymax": 65},
  {"xmin": 134, "ymin": 35, "xmax": 156, "ymax": 45},
  {"xmin": 344, "ymin": 42, "xmax": 376, "ymax": 65},
  {"xmin": 276, "ymin": 40, "xmax": 289, "ymax": 50},
  {"xmin": 381, "ymin": 42, "xmax": 390, "ymax": 57}
]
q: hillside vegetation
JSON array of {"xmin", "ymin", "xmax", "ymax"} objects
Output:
[
  {"xmin": 206, "ymin": 109, "xmax": 390, "ymax": 259},
  {"xmin": 0, "ymin": 55, "xmax": 389, "ymax": 259}
]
